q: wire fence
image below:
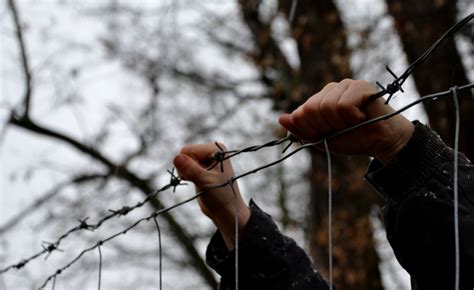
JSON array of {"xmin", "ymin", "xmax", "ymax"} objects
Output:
[{"xmin": 1, "ymin": 7, "xmax": 473, "ymax": 290}]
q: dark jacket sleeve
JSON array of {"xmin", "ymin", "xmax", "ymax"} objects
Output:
[
  {"xmin": 365, "ymin": 121, "xmax": 474, "ymax": 290},
  {"xmin": 206, "ymin": 200, "xmax": 331, "ymax": 290}
]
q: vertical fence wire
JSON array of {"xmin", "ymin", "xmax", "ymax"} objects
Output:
[
  {"xmin": 289, "ymin": 0, "xmax": 298, "ymax": 23},
  {"xmin": 97, "ymin": 244, "xmax": 102, "ymax": 290},
  {"xmin": 323, "ymin": 139, "xmax": 333, "ymax": 290},
  {"xmin": 229, "ymin": 179, "xmax": 239, "ymax": 290},
  {"xmin": 153, "ymin": 216, "xmax": 163, "ymax": 290},
  {"xmin": 51, "ymin": 276, "xmax": 56, "ymax": 290},
  {"xmin": 452, "ymin": 87, "xmax": 460, "ymax": 290}
]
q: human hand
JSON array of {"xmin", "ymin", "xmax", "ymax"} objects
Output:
[
  {"xmin": 173, "ymin": 143, "xmax": 250, "ymax": 249},
  {"xmin": 279, "ymin": 79, "xmax": 415, "ymax": 163}
]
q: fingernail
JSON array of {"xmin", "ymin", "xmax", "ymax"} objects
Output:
[{"xmin": 173, "ymin": 154, "xmax": 187, "ymax": 169}]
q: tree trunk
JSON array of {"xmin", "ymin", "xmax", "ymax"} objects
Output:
[
  {"xmin": 386, "ymin": 0, "xmax": 474, "ymax": 159},
  {"xmin": 239, "ymin": 1, "xmax": 384, "ymax": 289}
]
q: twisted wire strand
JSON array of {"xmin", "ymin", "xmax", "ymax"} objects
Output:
[{"xmin": 33, "ymin": 83, "xmax": 473, "ymax": 289}]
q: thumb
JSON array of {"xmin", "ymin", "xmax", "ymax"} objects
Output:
[{"xmin": 173, "ymin": 154, "xmax": 208, "ymax": 185}]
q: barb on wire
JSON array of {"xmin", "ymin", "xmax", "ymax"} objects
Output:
[
  {"xmin": 41, "ymin": 242, "xmax": 63, "ymax": 260},
  {"xmin": 30, "ymin": 82, "xmax": 472, "ymax": 289},
  {"xmin": 209, "ymin": 142, "xmax": 227, "ymax": 172},
  {"xmin": 78, "ymin": 217, "xmax": 93, "ymax": 231},
  {"xmin": 375, "ymin": 65, "xmax": 405, "ymax": 104},
  {"xmin": 167, "ymin": 168, "xmax": 186, "ymax": 193}
]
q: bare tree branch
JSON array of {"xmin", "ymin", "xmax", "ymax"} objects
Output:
[
  {"xmin": 238, "ymin": 0, "xmax": 298, "ymax": 110},
  {"xmin": 7, "ymin": 0, "xmax": 32, "ymax": 118}
]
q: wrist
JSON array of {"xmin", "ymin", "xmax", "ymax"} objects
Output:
[
  {"xmin": 210, "ymin": 203, "xmax": 251, "ymax": 250},
  {"xmin": 375, "ymin": 118, "xmax": 415, "ymax": 164}
]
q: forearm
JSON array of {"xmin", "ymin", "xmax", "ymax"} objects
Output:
[{"xmin": 209, "ymin": 197, "xmax": 251, "ymax": 250}]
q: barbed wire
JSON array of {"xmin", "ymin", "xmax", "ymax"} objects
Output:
[{"xmin": 0, "ymin": 10, "xmax": 472, "ymax": 290}]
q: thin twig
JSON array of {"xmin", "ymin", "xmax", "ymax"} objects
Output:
[{"xmin": 7, "ymin": 0, "xmax": 33, "ymax": 117}]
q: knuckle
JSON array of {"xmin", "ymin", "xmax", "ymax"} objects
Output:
[
  {"xmin": 301, "ymin": 103, "xmax": 317, "ymax": 116},
  {"xmin": 320, "ymin": 97, "xmax": 334, "ymax": 111},
  {"xmin": 354, "ymin": 80, "xmax": 375, "ymax": 92},
  {"xmin": 180, "ymin": 145, "xmax": 193, "ymax": 154},
  {"xmin": 339, "ymin": 78, "xmax": 354, "ymax": 85},
  {"xmin": 291, "ymin": 109, "xmax": 304, "ymax": 123},
  {"xmin": 336, "ymin": 99, "xmax": 350, "ymax": 113},
  {"xmin": 323, "ymin": 82, "xmax": 337, "ymax": 90}
]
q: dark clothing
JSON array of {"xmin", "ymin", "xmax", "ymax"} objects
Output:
[
  {"xmin": 207, "ymin": 200, "xmax": 331, "ymax": 290},
  {"xmin": 206, "ymin": 122, "xmax": 474, "ymax": 290}
]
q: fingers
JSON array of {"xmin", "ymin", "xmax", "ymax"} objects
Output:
[
  {"xmin": 180, "ymin": 143, "xmax": 224, "ymax": 164},
  {"xmin": 319, "ymin": 79, "xmax": 352, "ymax": 129},
  {"xmin": 173, "ymin": 154, "xmax": 208, "ymax": 185},
  {"xmin": 279, "ymin": 79, "xmax": 375, "ymax": 140},
  {"xmin": 279, "ymin": 114, "xmax": 307, "ymax": 139},
  {"xmin": 175, "ymin": 142, "xmax": 232, "ymax": 186}
]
